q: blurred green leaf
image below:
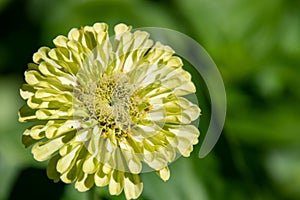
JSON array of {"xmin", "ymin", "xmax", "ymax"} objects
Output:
[
  {"xmin": 0, "ymin": 0, "xmax": 9, "ymax": 12},
  {"xmin": 142, "ymin": 157, "xmax": 208, "ymax": 200},
  {"xmin": 61, "ymin": 185, "xmax": 88, "ymax": 200},
  {"xmin": 266, "ymin": 148, "xmax": 300, "ymax": 198},
  {"xmin": 0, "ymin": 77, "xmax": 43, "ymax": 199}
]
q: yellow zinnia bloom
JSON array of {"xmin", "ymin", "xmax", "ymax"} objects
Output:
[{"xmin": 19, "ymin": 22, "xmax": 200, "ymax": 199}]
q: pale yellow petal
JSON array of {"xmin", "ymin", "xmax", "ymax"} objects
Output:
[
  {"xmin": 83, "ymin": 155, "xmax": 98, "ymax": 174},
  {"xmin": 75, "ymin": 173, "xmax": 95, "ymax": 192},
  {"xmin": 32, "ymin": 135, "xmax": 66, "ymax": 161},
  {"xmin": 57, "ymin": 144, "xmax": 81, "ymax": 174},
  {"xmin": 94, "ymin": 164, "xmax": 110, "ymax": 187},
  {"xmin": 109, "ymin": 170, "xmax": 124, "ymax": 195},
  {"xmin": 156, "ymin": 166, "xmax": 170, "ymax": 181},
  {"xmin": 53, "ymin": 35, "xmax": 69, "ymax": 48},
  {"xmin": 124, "ymin": 173, "xmax": 143, "ymax": 200},
  {"xmin": 46, "ymin": 154, "xmax": 61, "ymax": 183}
]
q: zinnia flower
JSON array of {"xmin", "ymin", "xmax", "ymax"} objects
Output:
[{"xmin": 19, "ymin": 22, "xmax": 200, "ymax": 199}]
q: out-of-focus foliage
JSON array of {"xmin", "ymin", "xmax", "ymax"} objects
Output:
[{"xmin": 0, "ymin": 0, "xmax": 299, "ymax": 199}]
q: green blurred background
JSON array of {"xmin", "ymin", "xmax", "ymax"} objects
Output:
[{"xmin": 0, "ymin": 0, "xmax": 300, "ymax": 199}]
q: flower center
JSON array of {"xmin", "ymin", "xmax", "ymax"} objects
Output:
[
  {"xmin": 75, "ymin": 72, "xmax": 151, "ymax": 141},
  {"xmin": 95, "ymin": 73, "xmax": 135, "ymax": 131}
]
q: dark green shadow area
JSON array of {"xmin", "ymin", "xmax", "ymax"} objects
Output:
[{"xmin": 9, "ymin": 167, "xmax": 65, "ymax": 200}]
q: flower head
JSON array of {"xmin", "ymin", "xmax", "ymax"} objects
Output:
[{"xmin": 19, "ymin": 22, "xmax": 201, "ymax": 199}]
